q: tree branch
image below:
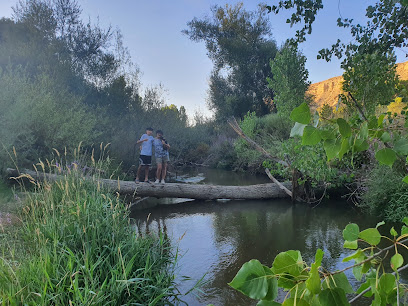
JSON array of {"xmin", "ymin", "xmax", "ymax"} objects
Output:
[
  {"xmin": 331, "ymin": 239, "xmax": 408, "ymax": 277},
  {"xmin": 265, "ymin": 168, "xmax": 293, "ymax": 198},
  {"xmin": 349, "ymin": 262, "xmax": 408, "ymax": 304},
  {"xmin": 227, "ymin": 117, "xmax": 289, "ymax": 167},
  {"xmin": 348, "ymin": 92, "xmax": 368, "ymax": 121}
]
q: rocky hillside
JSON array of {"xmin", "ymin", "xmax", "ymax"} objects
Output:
[{"xmin": 307, "ymin": 61, "xmax": 408, "ymax": 109}]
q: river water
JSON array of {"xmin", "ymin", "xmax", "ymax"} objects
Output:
[{"xmin": 130, "ymin": 168, "xmax": 383, "ymax": 305}]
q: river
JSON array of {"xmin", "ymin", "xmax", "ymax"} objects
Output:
[{"xmin": 130, "ymin": 168, "xmax": 383, "ymax": 305}]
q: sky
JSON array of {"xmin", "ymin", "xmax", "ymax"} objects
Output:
[{"xmin": 0, "ymin": 0, "xmax": 407, "ymax": 117}]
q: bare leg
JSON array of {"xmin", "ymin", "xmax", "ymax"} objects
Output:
[
  {"xmin": 162, "ymin": 162, "xmax": 168, "ymax": 180},
  {"xmin": 144, "ymin": 166, "xmax": 150, "ymax": 182},
  {"xmin": 156, "ymin": 164, "xmax": 162, "ymax": 181},
  {"xmin": 136, "ymin": 165, "xmax": 142, "ymax": 181}
]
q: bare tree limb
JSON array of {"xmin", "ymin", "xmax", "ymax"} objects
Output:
[
  {"xmin": 348, "ymin": 92, "xmax": 368, "ymax": 121},
  {"xmin": 265, "ymin": 168, "xmax": 293, "ymax": 198},
  {"xmin": 227, "ymin": 117, "xmax": 289, "ymax": 167}
]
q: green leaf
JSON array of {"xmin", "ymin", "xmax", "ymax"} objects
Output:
[
  {"xmin": 290, "ymin": 122, "xmax": 307, "ymax": 137},
  {"xmin": 320, "ymin": 129, "xmax": 337, "ymax": 140},
  {"xmin": 353, "ymin": 265, "xmax": 363, "ymax": 281},
  {"xmin": 372, "ymin": 293, "xmax": 383, "ymax": 306},
  {"xmin": 318, "ymin": 288, "xmax": 349, "ymax": 306},
  {"xmin": 378, "ymin": 114, "xmax": 385, "ymax": 127},
  {"xmin": 257, "ymin": 301, "xmax": 281, "ymax": 306},
  {"xmin": 306, "ymin": 249, "xmax": 324, "ymax": 294},
  {"xmin": 391, "ymin": 253, "xmax": 403, "ymax": 271},
  {"xmin": 290, "ymin": 102, "xmax": 311, "ymax": 124},
  {"xmin": 337, "ymin": 118, "xmax": 351, "ymax": 138},
  {"xmin": 356, "ymin": 281, "xmax": 373, "ymax": 297},
  {"xmin": 324, "ymin": 139, "xmax": 341, "ymax": 161},
  {"xmin": 368, "ymin": 116, "xmax": 378, "ymax": 129},
  {"xmin": 390, "ymin": 226, "xmax": 398, "ymax": 237},
  {"xmin": 343, "ymin": 249, "xmax": 363, "ymax": 262},
  {"xmin": 282, "ymin": 298, "xmax": 310, "ymax": 306},
  {"xmin": 403, "ymin": 217, "xmax": 408, "ymax": 225},
  {"xmin": 393, "ymin": 138, "xmax": 408, "ymax": 155},
  {"xmin": 401, "ymin": 225, "xmax": 408, "ymax": 235},
  {"xmin": 277, "ymin": 275, "xmax": 297, "ymax": 289},
  {"xmin": 302, "ymin": 126, "xmax": 321, "ymax": 146},
  {"xmin": 343, "ymin": 240, "xmax": 358, "ymax": 249},
  {"xmin": 314, "ymin": 248, "xmax": 324, "ymax": 266},
  {"xmin": 322, "ymin": 273, "xmax": 353, "ymax": 294},
  {"xmin": 380, "ymin": 132, "xmax": 391, "ymax": 143},
  {"xmin": 228, "ymin": 259, "xmax": 274, "ymax": 300},
  {"xmin": 359, "ymin": 122, "xmax": 368, "ymax": 140},
  {"xmin": 353, "ymin": 138, "xmax": 369, "ymax": 153},
  {"xmin": 306, "ymin": 270, "xmax": 321, "ymax": 295},
  {"xmin": 378, "ymin": 273, "xmax": 396, "ymax": 295},
  {"xmin": 375, "ymin": 148, "xmax": 397, "ymax": 167},
  {"xmin": 263, "ymin": 271, "xmax": 278, "ymax": 301},
  {"xmin": 362, "ymin": 261, "xmax": 371, "ymax": 274},
  {"xmin": 272, "ymin": 250, "xmax": 304, "ymax": 277},
  {"xmin": 359, "ymin": 228, "xmax": 381, "ymax": 245},
  {"xmin": 402, "ymin": 176, "xmax": 408, "ymax": 184},
  {"xmin": 376, "ymin": 221, "xmax": 385, "ymax": 229},
  {"xmin": 338, "ymin": 138, "xmax": 351, "ymax": 160},
  {"xmin": 343, "ymin": 223, "xmax": 359, "ymax": 241}
]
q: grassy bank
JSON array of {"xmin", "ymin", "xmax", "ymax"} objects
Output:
[{"xmin": 0, "ymin": 168, "xmax": 177, "ymax": 305}]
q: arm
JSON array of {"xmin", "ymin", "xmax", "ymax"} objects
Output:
[
  {"xmin": 162, "ymin": 140, "xmax": 170, "ymax": 149},
  {"xmin": 136, "ymin": 138, "xmax": 148, "ymax": 144}
]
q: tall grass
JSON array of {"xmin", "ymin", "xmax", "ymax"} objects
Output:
[{"xmin": 0, "ymin": 147, "xmax": 178, "ymax": 305}]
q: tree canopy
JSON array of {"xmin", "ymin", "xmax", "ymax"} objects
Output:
[
  {"xmin": 268, "ymin": 43, "xmax": 310, "ymax": 116},
  {"xmin": 183, "ymin": 2, "xmax": 278, "ymax": 119}
]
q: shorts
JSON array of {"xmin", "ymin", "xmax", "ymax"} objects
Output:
[
  {"xmin": 156, "ymin": 155, "xmax": 169, "ymax": 164},
  {"xmin": 139, "ymin": 155, "xmax": 152, "ymax": 166}
]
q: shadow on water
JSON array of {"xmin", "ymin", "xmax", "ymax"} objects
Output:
[
  {"xmin": 131, "ymin": 193, "xmax": 382, "ymax": 305},
  {"xmin": 171, "ymin": 167, "xmax": 271, "ymax": 186}
]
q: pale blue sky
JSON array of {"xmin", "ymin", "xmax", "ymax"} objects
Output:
[{"xmin": 1, "ymin": 0, "xmax": 406, "ymax": 117}]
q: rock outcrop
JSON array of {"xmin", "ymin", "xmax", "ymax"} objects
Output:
[{"xmin": 307, "ymin": 61, "xmax": 408, "ymax": 109}]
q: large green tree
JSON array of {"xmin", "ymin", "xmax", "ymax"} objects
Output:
[
  {"xmin": 183, "ymin": 3, "xmax": 278, "ymax": 119},
  {"xmin": 268, "ymin": 43, "xmax": 310, "ymax": 116}
]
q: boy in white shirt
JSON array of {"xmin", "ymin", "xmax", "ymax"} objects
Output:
[{"xmin": 135, "ymin": 127, "xmax": 154, "ymax": 183}]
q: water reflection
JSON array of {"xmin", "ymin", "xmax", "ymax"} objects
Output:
[{"xmin": 131, "ymin": 199, "xmax": 380, "ymax": 305}]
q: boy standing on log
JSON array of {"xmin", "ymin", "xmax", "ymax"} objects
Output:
[
  {"xmin": 135, "ymin": 127, "xmax": 154, "ymax": 183},
  {"xmin": 153, "ymin": 130, "xmax": 170, "ymax": 184}
]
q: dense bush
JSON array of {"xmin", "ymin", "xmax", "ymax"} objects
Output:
[
  {"xmin": 361, "ymin": 165, "xmax": 408, "ymax": 222},
  {"xmin": 0, "ymin": 68, "xmax": 100, "ymax": 169},
  {"xmin": 256, "ymin": 113, "xmax": 292, "ymax": 141}
]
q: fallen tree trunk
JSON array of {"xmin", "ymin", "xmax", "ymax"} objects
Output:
[{"xmin": 6, "ymin": 168, "xmax": 292, "ymax": 201}]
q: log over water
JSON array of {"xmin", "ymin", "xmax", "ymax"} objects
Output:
[{"xmin": 6, "ymin": 168, "xmax": 292, "ymax": 200}]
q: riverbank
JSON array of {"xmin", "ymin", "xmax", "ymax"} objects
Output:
[{"xmin": 0, "ymin": 171, "xmax": 178, "ymax": 304}]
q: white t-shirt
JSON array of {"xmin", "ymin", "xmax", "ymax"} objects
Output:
[{"xmin": 139, "ymin": 134, "xmax": 154, "ymax": 156}]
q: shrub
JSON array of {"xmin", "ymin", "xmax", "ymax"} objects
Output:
[
  {"xmin": 256, "ymin": 113, "xmax": 292, "ymax": 141},
  {"xmin": 208, "ymin": 135, "xmax": 238, "ymax": 170},
  {"xmin": 361, "ymin": 165, "xmax": 408, "ymax": 222},
  {"xmin": 0, "ymin": 68, "xmax": 99, "ymax": 170}
]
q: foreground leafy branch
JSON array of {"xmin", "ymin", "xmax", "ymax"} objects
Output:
[{"xmin": 229, "ymin": 220, "xmax": 408, "ymax": 305}]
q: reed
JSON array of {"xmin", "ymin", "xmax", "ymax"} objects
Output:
[{"xmin": 0, "ymin": 147, "xmax": 178, "ymax": 305}]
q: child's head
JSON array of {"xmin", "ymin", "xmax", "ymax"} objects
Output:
[
  {"xmin": 146, "ymin": 127, "xmax": 153, "ymax": 136},
  {"xmin": 156, "ymin": 130, "xmax": 163, "ymax": 138}
]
